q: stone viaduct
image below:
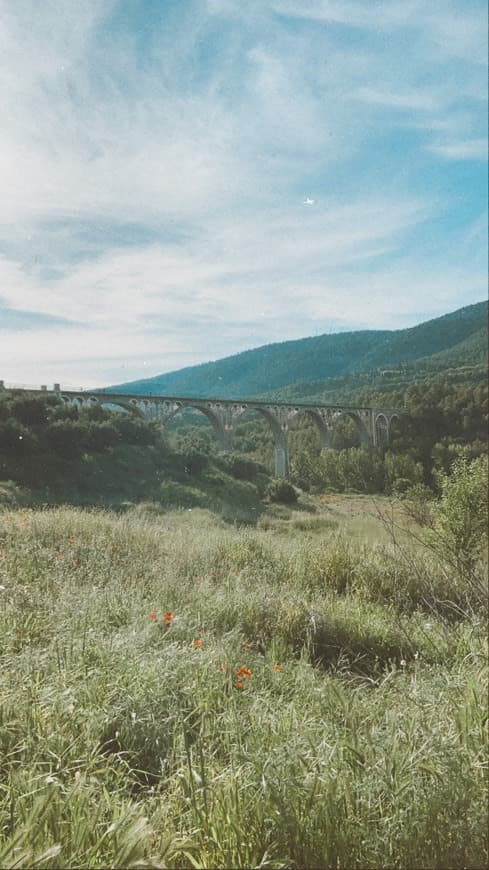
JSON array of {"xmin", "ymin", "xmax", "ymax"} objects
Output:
[{"xmin": 0, "ymin": 383, "xmax": 402, "ymax": 478}]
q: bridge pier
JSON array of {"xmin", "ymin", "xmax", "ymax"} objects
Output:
[
  {"xmin": 274, "ymin": 436, "xmax": 289, "ymax": 479},
  {"xmin": 218, "ymin": 428, "xmax": 234, "ymax": 455}
]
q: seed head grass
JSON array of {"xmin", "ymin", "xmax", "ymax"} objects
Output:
[{"xmin": 0, "ymin": 504, "xmax": 487, "ymax": 868}]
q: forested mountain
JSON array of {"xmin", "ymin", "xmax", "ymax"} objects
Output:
[{"xmin": 109, "ymin": 301, "xmax": 487, "ymax": 399}]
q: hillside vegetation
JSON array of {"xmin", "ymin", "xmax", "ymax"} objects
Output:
[
  {"xmin": 109, "ymin": 301, "xmax": 487, "ymax": 399},
  {"xmin": 0, "ymin": 392, "xmax": 269, "ymax": 521}
]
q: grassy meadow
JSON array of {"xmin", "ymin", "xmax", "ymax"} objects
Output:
[{"xmin": 0, "ymin": 497, "xmax": 487, "ymax": 869}]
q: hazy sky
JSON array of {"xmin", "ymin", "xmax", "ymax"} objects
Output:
[{"xmin": 0, "ymin": 0, "xmax": 487, "ymax": 388}]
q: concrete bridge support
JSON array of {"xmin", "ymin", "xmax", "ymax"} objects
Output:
[{"xmin": 274, "ymin": 432, "xmax": 289, "ymax": 479}]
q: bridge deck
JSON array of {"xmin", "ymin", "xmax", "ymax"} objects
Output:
[{"xmin": 2, "ymin": 385, "xmax": 401, "ymax": 414}]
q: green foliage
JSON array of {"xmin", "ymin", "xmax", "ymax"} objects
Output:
[
  {"xmin": 286, "ymin": 368, "xmax": 487, "ymax": 495},
  {"xmin": 384, "ymin": 450, "xmax": 424, "ymax": 493},
  {"xmin": 432, "ymin": 454, "xmax": 489, "ymax": 576},
  {"xmin": 399, "ymin": 483, "xmax": 435, "ymax": 527},
  {"xmin": 219, "ymin": 453, "xmax": 267, "ymax": 481},
  {"xmin": 266, "ymin": 478, "xmax": 298, "ymax": 503},
  {"xmin": 331, "ymin": 415, "xmax": 361, "ymax": 449},
  {"xmin": 301, "ymin": 447, "xmax": 386, "ymax": 494},
  {"xmin": 395, "ymin": 378, "xmax": 488, "ymax": 466},
  {"xmin": 0, "ymin": 393, "xmax": 271, "ymax": 518},
  {"xmin": 0, "ymin": 418, "xmax": 38, "ymax": 458}
]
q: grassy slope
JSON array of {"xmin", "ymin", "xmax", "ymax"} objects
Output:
[
  {"xmin": 1, "ymin": 502, "xmax": 487, "ymax": 869},
  {"xmin": 0, "ymin": 449, "xmax": 270, "ymax": 524},
  {"xmin": 108, "ymin": 300, "xmax": 487, "ymax": 399}
]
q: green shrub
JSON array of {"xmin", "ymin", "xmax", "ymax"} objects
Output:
[
  {"xmin": 400, "ymin": 482, "xmax": 434, "ymax": 526},
  {"xmin": 159, "ymin": 480, "xmax": 203, "ymax": 508},
  {"xmin": 266, "ymin": 478, "xmax": 298, "ymax": 504},
  {"xmin": 433, "ymin": 454, "xmax": 488, "ymax": 576},
  {"xmin": 220, "ymin": 454, "xmax": 263, "ymax": 481}
]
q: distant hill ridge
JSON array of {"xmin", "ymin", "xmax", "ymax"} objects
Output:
[{"xmin": 109, "ymin": 300, "xmax": 488, "ymax": 400}]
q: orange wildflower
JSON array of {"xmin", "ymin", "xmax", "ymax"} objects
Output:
[
  {"xmin": 148, "ymin": 612, "xmax": 157, "ymax": 621},
  {"xmin": 162, "ymin": 610, "xmax": 172, "ymax": 625},
  {"xmin": 233, "ymin": 681, "xmax": 243, "ymax": 689},
  {"xmin": 192, "ymin": 638, "xmax": 202, "ymax": 648},
  {"xmin": 273, "ymin": 664, "xmax": 281, "ymax": 671},
  {"xmin": 236, "ymin": 667, "xmax": 252, "ymax": 678}
]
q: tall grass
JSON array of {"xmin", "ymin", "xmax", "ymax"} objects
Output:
[{"xmin": 0, "ymin": 505, "xmax": 487, "ymax": 868}]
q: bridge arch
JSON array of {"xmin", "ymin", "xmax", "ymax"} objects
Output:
[
  {"xmin": 376, "ymin": 412, "xmax": 401, "ymax": 446},
  {"xmin": 159, "ymin": 401, "xmax": 232, "ymax": 452},
  {"xmin": 125, "ymin": 398, "xmax": 153, "ymax": 418},
  {"xmin": 389, "ymin": 413, "xmax": 401, "ymax": 434},
  {"xmin": 331, "ymin": 411, "xmax": 370, "ymax": 448},
  {"xmin": 60, "ymin": 393, "xmax": 144, "ymax": 418},
  {"xmin": 374, "ymin": 412, "xmax": 389, "ymax": 446},
  {"xmin": 101, "ymin": 399, "xmax": 139, "ymax": 416},
  {"xmin": 300, "ymin": 409, "xmax": 333, "ymax": 449},
  {"xmin": 254, "ymin": 408, "xmax": 289, "ymax": 477},
  {"xmin": 229, "ymin": 404, "xmax": 290, "ymax": 477}
]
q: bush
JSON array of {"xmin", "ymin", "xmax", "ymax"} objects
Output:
[
  {"xmin": 400, "ymin": 483, "xmax": 434, "ymax": 527},
  {"xmin": 266, "ymin": 478, "xmax": 298, "ymax": 504},
  {"xmin": 0, "ymin": 419, "xmax": 38, "ymax": 457},
  {"xmin": 432, "ymin": 454, "xmax": 488, "ymax": 575},
  {"xmin": 220, "ymin": 454, "xmax": 263, "ymax": 481},
  {"xmin": 384, "ymin": 450, "xmax": 424, "ymax": 493},
  {"xmin": 43, "ymin": 420, "xmax": 86, "ymax": 460},
  {"xmin": 0, "ymin": 480, "xmax": 28, "ymax": 507}
]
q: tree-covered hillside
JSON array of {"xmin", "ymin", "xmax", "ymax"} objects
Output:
[
  {"xmin": 108, "ymin": 300, "xmax": 487, "ymax": 399},
  {"xmin": 0, "ymin": 392, "xmax": 270, "ymax": 519}
]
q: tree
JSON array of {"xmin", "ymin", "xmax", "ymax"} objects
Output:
[
  {"xmin": 266, "ymin": 478, "xmax": 298, "ymax": 504},
  {"xmin": 433, "ymin": 455, "xmax": 488, "ymax": 576}
]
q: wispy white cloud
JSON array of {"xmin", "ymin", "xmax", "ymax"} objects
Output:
[
  {"xmin": 270, "ymin": 0, "xmax": 406, "ymax": 30},
  {"xmin": 353, "ymin": 87, "xmax": 442, "ymax": 113},
  {"xmin": 270, "ymin": 0, "xmax": 487, "ymax": 62},
  {"xmin": 427, "ymin": 139, "xmax": 488, "ymax": 161}
]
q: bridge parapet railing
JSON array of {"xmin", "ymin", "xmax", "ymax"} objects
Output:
[{"xmin": 0, "ymin": 381, "xmax": 86, "ymax": 392}]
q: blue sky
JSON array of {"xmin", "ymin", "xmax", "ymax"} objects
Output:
[{"xmin": 0, "ymin": 0, "xmax": 487, "ymax": 388}]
